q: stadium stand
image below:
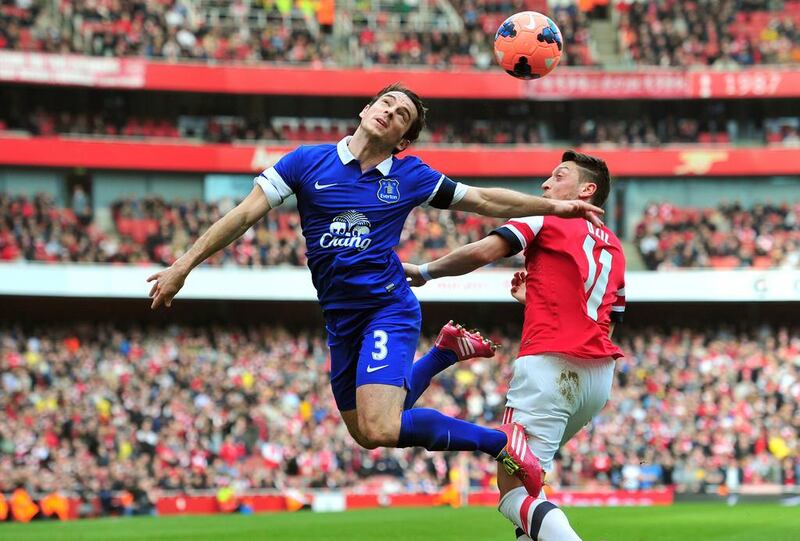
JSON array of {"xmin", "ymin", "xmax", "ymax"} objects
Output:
[
  {"xmin": 1, "ymin": 0, "xmax": 799, "ymax": 528},
  {"xmin": 3, "ymin": 194, "xmax": 799, "ymax": 270},
  {"xmin": 1, "ymin": 322, "xmax": 797, "ymax": 517},
  {"xmin": 0, "ymin": 193, "xmax": 520, "ymax": 267},
  {"xmin": 3, "ymin": 109, "xmax": 799, "ymax": 146},
  {"xmin": 617, "ymin": 0, "xmax": 800, "ymax": 67},
  {"xmin": 2, "ymin": 1, "xmax": 798, "ymax": 67},
  {"xmin": 635, "ymin": 201, "xmax": 800, "ymax": 270}
]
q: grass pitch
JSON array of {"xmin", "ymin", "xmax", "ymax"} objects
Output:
[{"xmin": 1, "ymin": 503, "xmax": 796, "ymax": 541}]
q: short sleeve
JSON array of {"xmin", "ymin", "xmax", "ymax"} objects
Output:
[
  {"xmin": 490, "ymin": 216, "xmax": 545, "ymax": 256},
  {"xmin": 416, "ymin": 163, "xmax": 467, "ymax": 209},
  {"xmin": 254, "ymin": 147, "xmax": 305, "ymax": 208},
  {"xmin": 611, "ymin": 283, "xmax": 626, "ymax": 323},
  {"xmin": 422, "ymin": 176, "xmax": 469, "ymax": 209}
]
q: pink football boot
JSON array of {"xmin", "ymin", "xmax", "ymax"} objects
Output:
[{"xmin": 434, "ymin": 320, "xmax": 498, "ymax": 361}]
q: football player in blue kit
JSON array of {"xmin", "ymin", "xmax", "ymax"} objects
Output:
[{"xmin": 147, "ymin": 84, "xmax": 604, "ymax": 495}]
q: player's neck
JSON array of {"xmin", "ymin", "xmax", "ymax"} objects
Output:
[{"xmin": 347, "ymin": 131, "xmax": 394, "ymax": 174}]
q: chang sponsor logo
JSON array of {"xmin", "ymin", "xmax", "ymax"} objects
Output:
[{"xmin": 319, "ymin": 210, "xmax": 372, "ymax": 251}]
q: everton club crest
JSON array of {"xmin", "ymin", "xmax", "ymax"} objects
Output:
[{"xmin": 377, "ymin": 178, "xmax": 400, "ymax": 204}]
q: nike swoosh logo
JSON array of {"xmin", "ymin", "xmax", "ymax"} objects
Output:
[
  {"xmin": 315, "ymin": 182, "xmax": 337, "ymax": 190},
  {"xmin": 366, "ymin": 364, "xmax": 389, "ymax": 373}
]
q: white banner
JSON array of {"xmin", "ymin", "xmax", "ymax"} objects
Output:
[
  {"xmin": 0, "ymin": 263, "xmax": 798, "ymax": 302},
  {"xmin": 0, "ymin": 51, "xmax": 145, "ymax": 88}
]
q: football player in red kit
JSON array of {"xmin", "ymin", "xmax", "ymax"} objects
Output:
[{"xmin": 405, "ymin": 151, "xmax": 625, "ymax": 541}]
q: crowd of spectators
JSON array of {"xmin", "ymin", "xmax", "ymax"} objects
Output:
[
  {"xmin": 5, "ymin": 194, "xmax": 800, "ymax": 270},
  {"xmin": 0, "ymin": 193, "xmax": 516, "ymax": 268},
  {"xmin": 4, "ymin": 109, "xmax": 799, "ymax": 147},
  {"xmin": 348, "ymin": 0, "xmax": 595, "ymax": 68},
  {"xmin": 635, "ymin": 201, "xmax": 800, "ymax": 270},
  {"xmin": 0, "ymin": 0, "xmax": 336, "ymax": 65},
  {"xmin": 0, "ymin": 321, "xmax": 797, "ymax": 516},
  {"xmin": 574, "ymin": 116, "xmax": 704, "ymax": 146},
  {"xmin": 617, "ymin": 0, "xmax": 800, "ymax": 67},
  {"xmin": 2, "ymin": 0, "xmax": 798, "ymax": 67},
  {"xmin": 0, "ymin": 0, "xmax": 587, "ymax": 68}
]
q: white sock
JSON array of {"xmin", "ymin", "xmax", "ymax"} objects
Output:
[{"xmin": 499, "ymin": 487, "xmax": 582, "ymax": 541}]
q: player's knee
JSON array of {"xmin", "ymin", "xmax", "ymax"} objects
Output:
[
  {"xmin": 353, "ymin": 434, "xmax": 379, "ymax": 450},
  {"xmin": 358, "ymin": 416, "xmax": 400, "ymax": 448},
  {"xmin": 343, "ymin": 424, "xmax": 375, "ymax": 449}
]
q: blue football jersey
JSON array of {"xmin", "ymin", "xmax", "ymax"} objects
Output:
[{"xmin": 255, "ymin": 137, "xmax": 466, "ymax": 310}]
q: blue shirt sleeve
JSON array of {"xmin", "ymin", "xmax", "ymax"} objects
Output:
[
  {"xmin": 416, "ymin": 162, "xmax": 465, "ymax": 209},
  {"xmin": 254, "ymin": 146, "xmax": 305, "ymax": 207}
]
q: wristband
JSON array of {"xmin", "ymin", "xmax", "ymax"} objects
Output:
[{"xmin": 419, "ymin": 263, "xmax": 434, "ymax": 282}]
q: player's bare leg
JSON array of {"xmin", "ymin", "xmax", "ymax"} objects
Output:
[
  {"xmin": 353, "ymin": 384, "xmax": 540, "ymax": 494},
  {"xmin": 497, "ymin": 461, "xmax": 581, "ymax": 541},
  {"xmin": 355, "ymin": 383, "xmax": 406, "ymax": 447},
  {"xmin": 340, "ymin": 409, "xmax": 375, "ymax": 449}
]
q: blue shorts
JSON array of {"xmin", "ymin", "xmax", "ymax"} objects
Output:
[{"xmin": 325, "ymin": 288, "xmax": 422, "ymax": 411}]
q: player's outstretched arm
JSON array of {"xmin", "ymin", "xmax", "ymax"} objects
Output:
[
  {"xmin": 147, "ymin": 186, "xmax": 271, "ymax": 309},
  {"xmin": 451, "ymin": 186, "xmax": 604, "ymax": 227},
  {"xmin": 404, "ymin": 234, "xmax": 510, "ymax": 286}
]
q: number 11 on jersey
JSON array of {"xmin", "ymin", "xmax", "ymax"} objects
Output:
[{"xmin": 582, "ymin": 234, "xmax": 612, "ymax": 321}]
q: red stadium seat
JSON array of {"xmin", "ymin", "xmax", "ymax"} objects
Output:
[
  {"xmin": 752, "ymin": 256, "xmax": 774, "ymax": 269},
  {"xmin": 709, "ymin": 256, "xmax": 741, "ymax": 269},
  {"xmin": 449, "ymin": 55, "xmax": 475, "ymax": 68}
]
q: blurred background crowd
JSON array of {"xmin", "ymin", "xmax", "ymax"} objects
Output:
[
  {"xmin": 2, "ymin": 193, "xmax": 799, "ymax": 270},
  {"xmin": 1, "ymin": 0, "xmax": 798, "ymax": 67},
  {"xmin": 2, "ymin": 321, "xmax": 798, "ymax": 516},
  {"xmin": 0, "ymin": 0, "xmax": 798, "ymax": 524},
  {"xmin": 1, "ymin": 108, "xmax": 799, "ymax": 146}
]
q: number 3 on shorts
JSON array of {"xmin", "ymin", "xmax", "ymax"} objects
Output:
[{"xmin": 372, "ymin": 330, "xmax": 388, "ymax": 360}]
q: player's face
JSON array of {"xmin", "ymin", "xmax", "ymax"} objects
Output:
[
  {"xmin": 359, "ymin": 91, "xmax": 417, "ymax": 151},
  {"xmin": 541, "ymin": 161, "xmax": 596, "ymax": 201}
]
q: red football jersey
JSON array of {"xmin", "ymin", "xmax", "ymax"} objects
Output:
[{"xmin": 493, "ymin": 215, "xmax": 626, "ymax": 360}]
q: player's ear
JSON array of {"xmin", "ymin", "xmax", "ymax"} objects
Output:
[
  {"xmin": 359, "ymin": 104, "xmax": 370, "ymax": 120},
  {"xmin": 395, "ymin": 138, "xmax": 410, "ymax": 153},
  {"xmin": 580, "ymin": 181, "xmax": 597, "ymax": 200}
]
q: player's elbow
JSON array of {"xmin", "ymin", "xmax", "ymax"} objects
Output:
[
  {"xmin": 472, "ymin": 248, "xmax": 496, "ymax": 267},
  {"xmin": 469, "ymin": 239, "xmax": 504, "ymax": 267},
  {"xmin": 229, "ymin": 210, "xmax": 252, "ymax": 238}
]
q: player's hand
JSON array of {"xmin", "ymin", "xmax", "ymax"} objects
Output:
[
  {"xmin": 510, "ymin": 270, "xmax": 526, "ymax": 304},
  {"xmin": 551, "ymin": 199, "xmax": 604, "ymax": 228},
  {"xmin": 146, "ymin": 265, "xmax": 188, "ymax": 309},
  {"xmin": 403, "ymin": 263, "xmax": 426, "ymax": 287}
]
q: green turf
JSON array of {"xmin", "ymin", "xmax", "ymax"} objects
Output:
[{"xmin": 1, "ymin": 503, "xmax": 797, "ymax": 541}]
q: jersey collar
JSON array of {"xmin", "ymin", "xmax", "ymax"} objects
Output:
[{"xmin": 337, "ymin": 136, "xmax": 393, "ymax": 176}]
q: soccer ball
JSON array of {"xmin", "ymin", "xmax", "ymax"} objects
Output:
[{"xmin": 494, "ymin": 11, "xmax": 563, "ymax": 80}]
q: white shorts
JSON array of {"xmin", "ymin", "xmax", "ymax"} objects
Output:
[{"xmin": 503, "ymin": 353, "xmax": 615, "ymax": 473}]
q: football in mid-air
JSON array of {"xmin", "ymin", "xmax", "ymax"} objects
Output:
[{"xmin": 494, "ymin": 11, "xmax": 563, "ymax": 80}]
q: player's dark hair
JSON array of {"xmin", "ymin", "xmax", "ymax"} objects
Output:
[
  {"xmin": 562, "ymin": 150, "xmax": 611, "ymax": 206},
  {"xmin": 369, "ymin": 83, "xmax": 428, "ymax": 153}
]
